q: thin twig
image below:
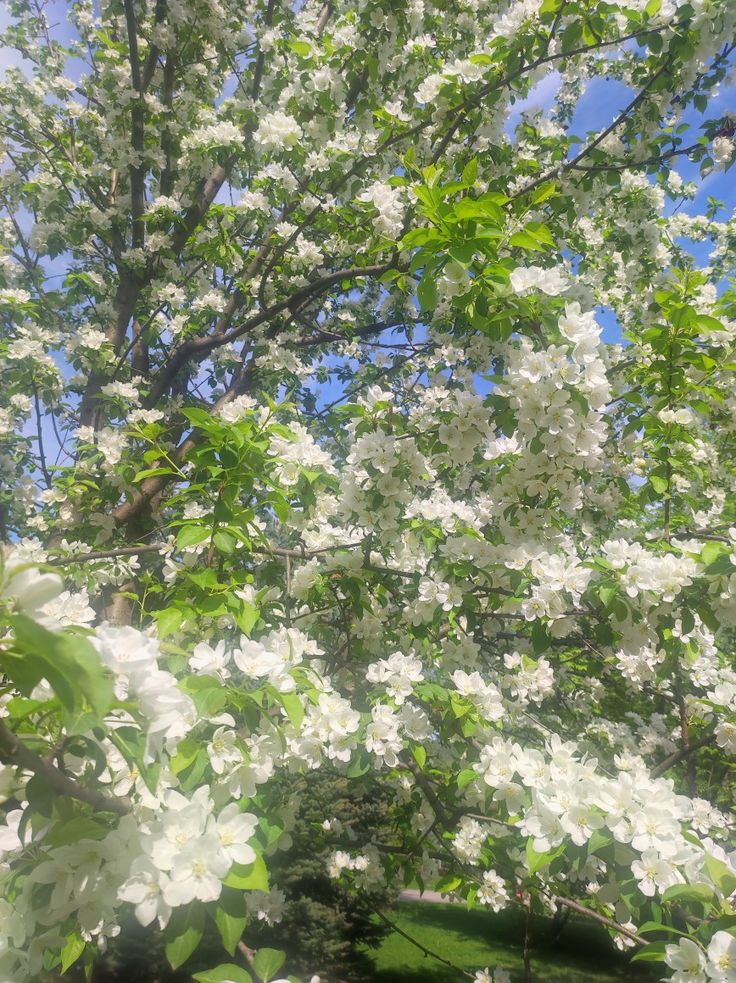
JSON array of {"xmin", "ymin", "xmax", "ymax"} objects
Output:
[
  {"xmin": 47, "ymin": 540, "xmax": 365, "ymax": 566},
  {"xmin": 31, "ymin": 382, "xmax": 51, "ymax": 488},
  {"xmin": 371, "ymin": 906, "xmax": 475, "ymax": 978}
]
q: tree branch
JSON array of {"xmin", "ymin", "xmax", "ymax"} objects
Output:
[
  {"xmin": 550, "ymin": 895, "xmax": 646, "ymax": 947},
  {"xmin": 650, "ymin": 733, "xmax": 716, "ymax": 778},
  {"xmin": 123, "ymin": 0, "xmax": 146, "ymax": 250},
  {"xmin": 140, "ymin": 0, "xmax": 167, "ymax": 91},
  {"xmin": 167, "ymin": 0, "xmax": 277, "ymax": 257},
  {"xmin": 0, "ymin": 720, "xmax": 131, "ymax": 816},
  {"xmin": 48, "ymin": 540, "xmax": 364, "ymax": 566},
  {"xmin": 513, "ymin": 57, "xmax": 674, "ymax": 199},
  {"xmin": 143, "ymin": 262, "xmax": 393, "ymax": 408}
]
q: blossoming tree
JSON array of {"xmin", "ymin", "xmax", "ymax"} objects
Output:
[{"xmin": 1, "ymin": 0, "xmax": 736, "ymax": 981}]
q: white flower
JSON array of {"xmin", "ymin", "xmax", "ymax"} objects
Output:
[
  {"xmin": 629, "ymin": 806, "xmax": 682, "ymax": 854},
  {"xmin": 0, "ymin": 808, "xmax": 25, "ymax": 859},
  {"xmin": 665, "ymin": 937, "xmax": 706, "ymax": 983},
  {"xmin": 254, "ymin": 111, "xmax": 302, "ymax": 151},
  {"xmin": 365, "ymin": 702, "xmax": 402, "ymax": 766},
  {"xmin": 135, "ymin": 669, "xmax": 197, "ymax": 755},
  {"xmin": 477, "ymin": 870, "xmax": 509, "ymax": 912},
  {"xmin": 219, "ymin": 394, "xmax": 256, "ymax": 423},
  {"xmin": 707, "ymin": 932, "xmax": 736, "ymax": 983},
  {"xmin": 302, "ymin": 692, "xmax": 360, "ymax": 761},
  {"xmin": 510, "ymin": 265, "xmax": 567, "ymax": 295},
  {"xmin": 211, "ymin": 803, "xmax": 258, "ymax": 866},
  {"xmin": 452, "ymin": 670, "xmax": 504, "ymax": 722},
  {"xmin": 190, "ymin": 640, "xmax": 232, "ymax": 680},
  {"xmin": 366, "ymin": 651, "xmax": 424, "ymax": 704},
  {"xmin": 561, "ymin": 803, "xmax": 605, "ymax": 846},
  {"xmin": 148, "ymin": 787, "xmax": 212, "ymax": 871},
  {"xmin": 357, "ymin": 181, "xmax": 405, "ymax": 239},
  {"xmin": 101, "ymin": 381, "xmax": 140, "ymax": 403},
  {"xmin": 233, "ymin": 638, "xmax": 289, "ymax": 680},
  {"xmin": 453, "ymin": 817, "xmax": 487, "ymax": 864},
  {"xmin": 39, "ymin": 590, "xmax": 95, "ymax": 627},
  {"xmin": 182, "ymin": 120, "xmax": 244, "ymax": 151},
  {"xmin": 246, "ymin": 887, "xmax": 287, "ymax": 926},
  {"xmin": 163, "ymin": 833, "xmax": 230, "ymax": 905},
  {"xmin": 207, "ymin": 727, "xmax": 242, "ymax": 775},
  {"xmin": 0, "ymin": 287, "xmax": 31, "ymax": 304},
  {"xmin": 631, "ymin": 849, "xmax": 682, "ymax": 897},
  {"xmin": 0, "ymin": 551, "xmax": 63, "ymax": 626},
  {"xmin": 713, "ymin": 136, "xmax": 735, "ymax": 170},
  {"xmin": 118, "ymin": 856, "xmax": 172, "ymax": 928}
]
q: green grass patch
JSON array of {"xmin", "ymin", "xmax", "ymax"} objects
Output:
[{"xmin": 362, "ymin": 902, "xmax": 659, "ymax": 982}]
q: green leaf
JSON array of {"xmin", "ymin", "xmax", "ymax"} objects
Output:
[
  {"xmin": 193, "ymin": 965, "xmax": 252, "ymax": 983},
  {"xmin": 223, "ymin": 855, "xmax": 269, "ymax": 892},
  {"xmin": 461, "ymin": 157, "xmax": 478, "ymax": 184},
  {"xmin": 649, "ymin": 474, "xmax": 669, "ymax": 494},
  {"xmin": 252, "ymin": 948, "xmax": 285, "ymax": 982},
  {"xmin": 133, "ymin": 466, "xmax": 174, "ymax": 482},
  {"xmin": 412, "ymin": 745, "xmax": 426, "ymax": 769},
  {"xmin": 531, "ymin": 620, "xmax": 549, "ymax": 654},
  {"xmin": 177, "ymin": 525, "xmax": 212, "ymax": 548},
  {"xmin": 526, "ymin": 839, "xmax": 565, "ymax": 875},
  {"xmin": 631, "ymin": 941, "xmax": 668, "ymax": 963},
  {"xmin": 182, "ymin": 407, "xmax": 218, "ymax": 430},
  {"xmin": 288, "ymin": 39, "xmax": 311, "ymax": 56},
  {"xmin": 278, "ymin": 691, "xmax": 304, "ymax": 728},
  {"xmin": 60, "ymin": 934, "xmax": 86, "ymax": 973},
  {"xmin": 233, "ymin": 601, "xmax": 259, "ymax": 636},
  {"xmin": 400, "ymin": 227, "xmax": 442, "ymax": 249},
  {"xmin": 6, "ymin": 615, "xmax": 113, "ymax": 722},
  {"xmin": 704, "ymin": 853, "xmax": 736, "ymax": 898},
  {"xmin": 178, "ymin": 676, "xmax": 227, "ymax": 716},
  {"xmin": 434, "ymin": 874, "xmax": 463, "ymax": 893},
  {"xmin": 700, "ymin": 541, "xmax": 728, "ymax": 568},
  {"xmin": 26, "ymin": 773, "xmax": 55, "ymax": 814},
  {"xmin": 509, "ymin": 230, "xmax": 545, "ymax": 251},
  {"xmin": 530, "ymin": 181, "xmax": 557, "ymax": 204},
  {"xmin": 213, "ymin": 530, "xmax": 237, "ymax": 554},
  {"xmin": 47, "ymin": 817, "xmax": 108, "ymax": 847},
  {"xmin": 155, "ymin": 607, "xmax": 184, "ymax": 638},
  {"xmin": 681, "ymin": 607, "xmax": 695, "ymax": 635},
  {"xmin": 449, "ymin": 242, "xmax": 476, "ymax": 265},
  {"xmin": 587, "ymin": 829, "xmax": 612, "ymax": 855},
  {"xmin": 597, "ymin": 585, "xmax": 618, "ymax": 610},
  {"xmin": 637, "ymin": 921, "xmax": 693, "ymax": 938},
  {"xmin": 346, "ymin": 751, "xmax": 371, "ymax": 777},
  {"xmin": 662, "ymin": 883, "xmax": 715, "ymax": 905},
  {"xmin": 165, "ymin": 904, "xmax": 205, "ymax": 969},
  {"xmin": 417, "ymin": 273, "xmax": 438, "ymax": 312},
  {"xmin": 524, "ymin": 222, "xmax": 554, "ymax": 245},
  {"xmin": 457, "ymin": 768, "xmax": 476, "ymax": 789},
  {"xmin": 213, "ymin": 888, "xmax": 248, "ymax": 956},
  {"xmin": 449, "ymin": 693, "xmax": 471, "ymax": 718}
]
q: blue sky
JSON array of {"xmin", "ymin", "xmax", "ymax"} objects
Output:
[{"xmin": 507, "ymin": 65, "xmax": 736, "ymax": 349}]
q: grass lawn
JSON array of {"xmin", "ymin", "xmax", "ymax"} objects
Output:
[{"xmin": 362, "ymin": 902, "xmax": 659, "ymax": 983}]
